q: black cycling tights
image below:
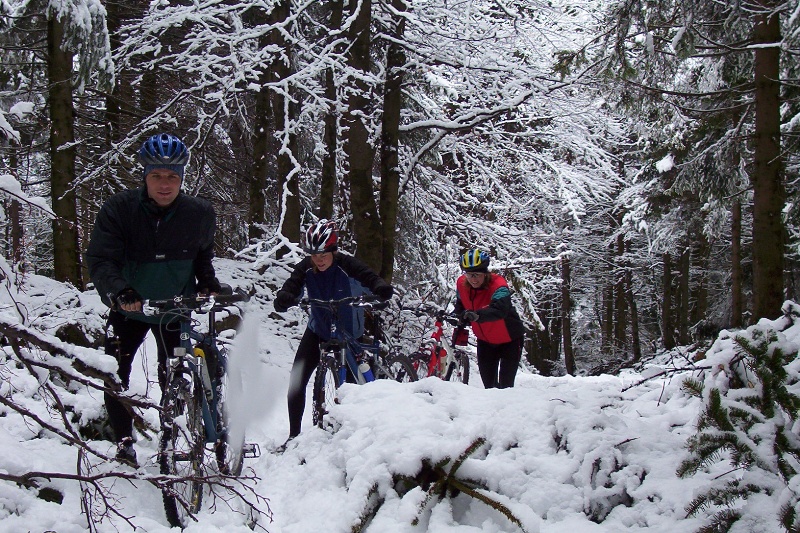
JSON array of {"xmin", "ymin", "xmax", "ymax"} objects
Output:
[
  {"xmin": 476, "ymin": 337, "xmax": 523, "ymax": 389},
  {"xmin": 103, "ymin": 311, "xmax": 180, "ymax": 441},
  {"xmin": 287, "ymin": 328, "xmax": 322, "ymax": 438}
]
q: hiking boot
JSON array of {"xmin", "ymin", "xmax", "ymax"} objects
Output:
[{"xmin": 115, "ymin": 437, "xmax": 138, "ymax": 468}]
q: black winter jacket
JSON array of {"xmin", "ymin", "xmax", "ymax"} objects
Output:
[
  {"xmin": 278, "ymin": 253, "xmax": 391, "ymax": 339},
  {"xmin": 85, "ymin": 188, "xmax": 217, "ymax": 323}
]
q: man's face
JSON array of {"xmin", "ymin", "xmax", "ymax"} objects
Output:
[
  {"xmin": 145, "ymin": 169, "xmax": 181, "ymax": 207},
  {"xmin": 311, "ymin": 252, "xmax": 334, "ymax": 272}
]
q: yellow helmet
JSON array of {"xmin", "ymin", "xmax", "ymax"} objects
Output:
[{"xmin": 460, "ymin": 249, "xmax": 490, "ymax": 272}]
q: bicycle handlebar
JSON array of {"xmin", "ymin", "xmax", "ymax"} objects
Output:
[
  {"xmin": 142, "ymin": 292, "xmax": 250, "ymax": 316},
  {"xmin": 401, "ymin": 305, "xmax": 464, "ymax": 327},
  {"xmin": 298, "ymin": 294, "xmax": 390, "ymax": 312}
]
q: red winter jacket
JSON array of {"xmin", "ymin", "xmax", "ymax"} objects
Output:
[{"xmin": 454, "ymin": 273, "xmax": 525, "ymax": 344}]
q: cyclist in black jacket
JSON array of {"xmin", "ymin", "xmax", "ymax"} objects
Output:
[
  {"xmin": 273, "ymin": 220, "xmax": 394, "ymax": 442},
  {"xmin": 85, "ymin": 133, "xmax": 222, "ymax": 467}
]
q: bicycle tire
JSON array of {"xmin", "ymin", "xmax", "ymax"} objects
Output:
[
  {"xmin": 215, "ymin": 349, "xmax": 244, "ymax": 476},
  {"xmin": 215, "ymin": 438, "xmax": 244, "ymax": 477},
  {"xmin": 444, "ymin": 350, "xmax": 470, "ymax": 384},
  {"xmin": 384, "ymin": 354, "xmax": 418, "ymax": 383},
  {"xmin": 408, "ymin": 351, "xmax": 432, "ymax": 380},
  {"xmin": 312, "ymin": 356, "xmax": 340, "ymax": 429},
  {"xmin": 160, "ymin": 372, "xmax": 205, "ymax": 528}
]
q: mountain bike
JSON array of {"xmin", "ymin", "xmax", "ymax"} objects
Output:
[
  {"xmin": 298, "ymin": 295, "xmax": 417, "ymax": 430},
  {"xmin": 405, "ymin": 305, "xmax": 470, "ymax": 384},
  {"xmin": 143, "ymin": 289, "xmax": 260, "ymax": 528}
]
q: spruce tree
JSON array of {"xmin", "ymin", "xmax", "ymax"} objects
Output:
[{"xmin": 677, "ymin": 324, "xmax": 800, "ymax": 532}]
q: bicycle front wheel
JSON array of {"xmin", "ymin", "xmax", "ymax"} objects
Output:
[
  {"xmin": 215, "ymin": 350, "xmax": 244, "ymax": 477},
  {"xmin": 384, "ymin": 354, "xmax": 418, "ymax": 383},
  {"xmin": 312, "ymin": 356, "xmax": 341, "ymax": 429},
  {"xmin": 445, "ymin": 350, "xmax": 470, "ymax": 384},
  {"xmin": 160, "ymin": 372, "xmax": 205, "ymax": 528}
]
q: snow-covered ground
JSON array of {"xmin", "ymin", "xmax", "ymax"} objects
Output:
[{"xmin": 0, "ymin": 258, "xmax": 796, "ymax": 532}]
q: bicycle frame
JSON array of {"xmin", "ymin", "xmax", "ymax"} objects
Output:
[
  {"xmin": 407, "ymin": 306, "xmax": 470, "ymax": 384},
  {"xmin": 168, "ymin": 312, "xmax": 224, "ymax": 444},
  {"xmin": 303, "ymin": 295, "xmax": 387, "ymax": 385},
  {"xmin": 420, "ymin": 314, "xmax": 447, "ymax": 377},
  {"xmin": 143, "ymin": 293, "xmax": 258, "ymax": 453},
  {"xmin": 304, "ymin": 295, "xmax": 417, "ymax": 430}
]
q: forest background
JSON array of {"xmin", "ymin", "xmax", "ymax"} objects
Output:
[{"xmin": 2, "ymin": 0, "xmax": 800, "ymax": 376}]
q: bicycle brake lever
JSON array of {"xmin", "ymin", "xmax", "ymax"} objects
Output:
[{"xmin": 142, "ymin": 302, "xmax": 158, "ymax": 316}]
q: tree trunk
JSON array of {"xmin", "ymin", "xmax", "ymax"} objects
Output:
[
  {"xmin": 549, "ymin": 298, "xmax": 562, "ymax": 363},
  {"xmin": 662, "ymin": 253, "xmax": 675, "ymax": 349},
  {"xmin": 751, "ymin": 3, "xmax": 784, "ymax": 321},
  {"xmin": 377, "ymin": 0, "xmax": 407, "ymax": 283},
  {"xmin": 9, "ymin": 199, "xmax": 22, "ymax": 268},
  {"xmin": 526, "ymin": 325, "xmax": 553, "ymax": 376},
  {"xmin": 248, "ymin": 89, "xmax": 270, "ymax": 243},
  {"xmin": 48, "ymin": 13, "xmax": 81, "ymax": 287},
  {"xmin": 731, "ymin": 199, "xmax": 743, "ymax": 327},
  {"xmin": 601, "ymin": 283, "xmax": 613, "ymax": 355},
  {"xmin": 614, "ymin": 231, "xmax": 627, "ymax": 352},
  {"xmin": 247, "ymin": 7, "xmax": 272, "ymax": 243},
  {"xmin": 319, "ymin": 0, "xmax": 344, "ymax": 221},
  {"xmin": 678, "ymin": 247, "xmax": 690, "ymax": 344},
  {"xmin": 269, "ymin": 0, "xmax": 300, "ymax": 253},
  {"xmin": 138, "ymin": 51, "xmax": 158, "ymax": 117},
  {"xmin": 690, "ymin": 231, "xmax": 710, "ymax": 327},
  {"xmin": 8, "ymin": 143, "xmax": 23, "ymax": 270},
  {"xmin": 625, "ymin": 264, "xmax": 641, "ymax": 363},
  {"xmin": 561, "ymin": 255, "xmax": 575, "ymax": 375},
  {"xmin": 105, "ymin": 0, "xmax": 121, "ymax": 151},
  {"xmin": 343, "ymin": 0, "xmax": 382, "ymax": 271}
]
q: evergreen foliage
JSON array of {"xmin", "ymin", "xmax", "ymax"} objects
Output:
[
  {"xmin": 391, "ymin": 437, "xmax": 528, "ymax": 532},
  {"xmin": 677, "ymin": 322, "xmax": 800, "ymax": 532}
]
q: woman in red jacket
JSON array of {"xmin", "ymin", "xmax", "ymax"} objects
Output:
[{"xmin": 453, "ymin": 249, "xmax": 525, "ymax": 388}]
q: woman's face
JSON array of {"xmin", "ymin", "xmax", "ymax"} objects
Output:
[
  {"xmin": 465, "ymin": 271, "xmax": 486, "ymax": 288},
  {"xmin": 311, "ymin": 252, "xmax": 334, "ymax": 271}
]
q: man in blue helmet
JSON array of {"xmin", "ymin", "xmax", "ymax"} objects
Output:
[{"xmin": 86, "ymin": 133, "xmax": 222, "ymax": 467}]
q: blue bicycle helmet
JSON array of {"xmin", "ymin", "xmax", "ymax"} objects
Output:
[
  {"xmin": 460, "ymin": 249, "xmax": 490, "ymax": 272},
  {"xmin": 139, "ymin": 133, "xmax": 189, "ymax": 179}
]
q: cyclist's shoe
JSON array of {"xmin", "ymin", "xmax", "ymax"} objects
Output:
[
  {"xmin": 275, "ymin": 436, "xmax": 295, "ymax": 454},
  {"xmin": 115, "ymin": 437, "xmax": 138, "ymax": 468}
]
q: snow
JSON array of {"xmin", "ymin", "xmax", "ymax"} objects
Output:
[
  {"xmin": 0, "ymin": 258, "xmax": 796, "ymax": 532},
  {"xmin": 655, "ymin": 154, "xmax": 674, "ymax": 173}
]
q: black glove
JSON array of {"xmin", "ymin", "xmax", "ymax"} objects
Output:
[
  {"xmin": 116, "ymin": 288, "xmax": 143, "ymax": 308},
  {"xmin": 463, "ymin": 310, "xmax": 479, "ymax": 323},
  {"xmin": 274, "ymin": 290, "xmax": 296, "ymax": 312},
  {"xmin": 373, "ymin": 284, "xmax": 394, "ymax": 301},
  {"xmin": 197, "ymin": 277, "xmax": 223, "ymax": 295}
]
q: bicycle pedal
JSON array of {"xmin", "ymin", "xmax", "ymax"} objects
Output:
[{"xmin": 243, "ymin": 443, "xmax": 261, "ymax": 458}]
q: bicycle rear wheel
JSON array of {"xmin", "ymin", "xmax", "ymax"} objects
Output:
[
  {"xmin": 384, "ymin": 354, "xmax": 418, "ymax": 383},
  {"xmin": 312, "ymin": 356, "xmax": 341, "ymax": 429},
  {"xmin": 160, "ymin": 372, "xmax": 205, "ymax": 528},
  {"xmin": 444, "ymin": 350, "xmax": 470, "ymax": 384}
]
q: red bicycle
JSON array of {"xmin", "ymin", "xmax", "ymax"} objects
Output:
[{"xmin": 406, "ymin": 306, "xmax": 470, "ymax": 384}]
